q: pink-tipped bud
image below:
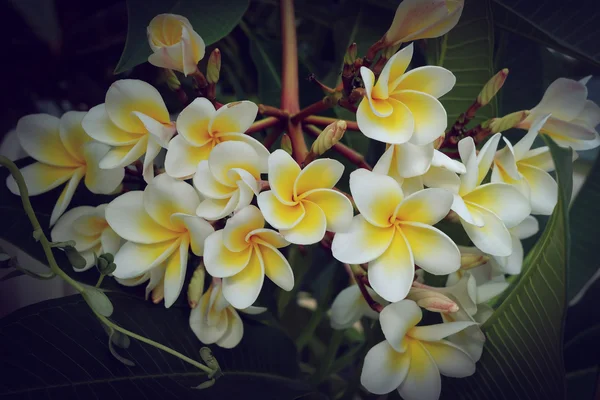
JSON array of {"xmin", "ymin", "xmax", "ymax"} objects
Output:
[
  {"xmin": 281, "ymin": 134, "xmax": 293, "ymax": 155},
  {"xmin": 311, "ymin": 120, "xmax": 347, "ymax": 156},
  {"xmin": 187, "ymin": 263, "xmax": 206, "ymax": 308},
  {"xmin": 461, "ymin": 252, "xmax": 489, "ymax": 270},
  {"xmin": 477, "ymin": 68, "xmax": 509, "ymax": 107},
  {"xmin": 407, "ymin": 287, "xmax": 459, "ymax": 313},
  {"xmin": 207, "ymin": 48, "xmax": 221, "ymax": 84}
]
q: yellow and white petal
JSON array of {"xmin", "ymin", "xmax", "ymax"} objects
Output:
[
  {"xmin": 421, "ymin": 340, "xmax": 476, "ymax": 378},
  {"xmin": 511, "ymin": 215, "xmax": 539, "ymax": 239},
  {"xmin": 223, "ymin": 205, "xmax": 264, "ymax": 252},
  {"xmin": 520, "ymin": 147, "xmax": 555, "ymax": 172},
  {"xmin": 239, "ymin": 305, "xmax": 267, "ymax": 315},
  {"xmin": 392, "ymin": 90, "xmax": 447, "ymax": 145},
  {"xmin": 520, "ymin": 164, "xmax": 557, "ymax": 215},
  {"xmin": 378, "ymin": 43, "xmax": 415, "ymax": 92},
  {"xmin": 294, "ymin": 158, "xmax": 344, "ymax": 196},
  {"xmin": 17, "ymin": 114, "xmax": 80, "ymax": 167},
  {"xmin": 115, "ymin": 271, "xmax": 150, "ymax": 287},
  {"xmin": 451, "ymin": 195, "xmax": 482, "ymax": 226},
  {"xmin": 216, "ymin": 308, "xmax": 244, "ymax": 349},
  {"xmin": 401, "ymin": 177, "xmax": 424, "ymax": 196},
  {"xmin": 106, "ymin": 191, "xmax": 180, "ymax": 244},
  {"xmin": 533, "ymin": 77, "xmax": 587, "ymax": 121},
  {"xmin": 176, "ymin": 97, "xmax": 215, "ymax": 146},
  {"xmin": 59, "ymin": 111, "xmax": 91, "ymax": 162},
  {"xmin": 82, "ymin": 104, "xmax": 143, "ymax": 146},
  {"xmin": 6, "ymin": 162, "xmax": 76, "ymax": 196},
  {"xmin": 257, "ymin": 191, "xmax": 305, "ymax": 230},
  {"xmin": 463, "ymin": 183, "xmax": 531, "ymax": 228},
  {"xmin": 51, "ymin": 206, "xmax": 97, "ymax": 250},
  {"xmin": 512, "ymin": 114, "xmax": 551, "ymax": 160},
  {"xmin": 397, "ymin": 339, "xmax": 441, "ymax": 400},
  {"xmin": 218, "ymin": 133, "xmax": 270, "ymax": 173},
  {"xmin": 141, "ymin": 136, "xmax": 162, "ymax": 183},
  {"xmin": 50, "ymin": 167, "xmax": 85, "ymax": 226},
  {"xmin": 392, "ymin": 142, "xmax": 434, "ymax": 178},
  {"xmin": 193, "ymin": 160, "xmax": 236, "ymax": 201},
  {"xmin": 257, "ymin": 243, "xmax": 294, "ymax": 291},
  {"xmin": 409, "ymin": 321, "xmax": 477, "ymax": 341},
  {"xmin": 461, "ymin": 204, "xmax": 512, "ymax": 256},
  {"xmin": 395, "ymin": 188, "xmax": 453, "ymax": 225},
  {"xmin": 431, "ymin": 150, "xmax": 466, "ymax": 174},
  {"xmin": 476, "ymin": 133, "xmax": 502, "ymax": 183},
  {"xmin": 203, "ymin": 230, "xmax": 252, "ymax": 278},
  {"xmin": 250, "ymin": 228, "xmax": 289, "ymax": 248},
  {"xmin": 143, "ymin": 173, "xmax": 200, "ymax": 231},
  {"xmin": 100, "ymin": 227, "xmax": 122, "ymax": 255},
  {"xmin": 302, "ymin": 189, "xmax": 353, "ymax": 233},
  {"xmin": 361, "ymin": 340, "xmax": 410, "ymax": 395},
  {"xmin": 105, "ymin": 79, "xmax": 170, "ymax": 133},
  {"xmin": 399, "ymin": 222, "xmax": 460, "ymax": 275},
  {"xmin": 280, "ymin": 200, "xmax": 327, "ymax": 245},
  {"xmin": 392, "ymin": 65, "xmax": 456, "ymax": 98},
  {"xmin": 112, "ymin": 239, "xmax": 180, "ymax": 279},
  {"xmin": 98, "ymin": 134, "xmax": 149, "ymax": 169},
  {"xmin": 574, "ymin": 99, "xmax": 600, "ymax": 129},
  {"xmin": 331, "ymin": 215, "xmax": 395, "ymax": 264},
  {"xmin": 209, "ymin": 100, "xmax": 259, "ymax": 135},
  {"xmin": 372, "ymin": 144, "xmax": 394, "ymax": 176},
  {"xmin": 222, "ymin": 249, "xmax": 265, "ymax": 309},
  {"xmin": 189, "ymin": 290, "xmax": 227, "ymax": 344},
  {"xmin": 350, "ymin": 169, "xmax": 402, "ymax": 227},
  {"xmin": 173, "ymin": 214, "xmax": 214, "ymax": 256},
  {"xmin": 494, "ymin": 141, "xmax": 521, "ymax": 183},
  {"xmin": 477, "ymin": 278, "xmax": 510, "ymax": 302},
  {"xmin": 163, "ymin": 235, "xmax": 189, "ymax": 308},
  {"xmin": 83, "ymin": 142, "xmax": 124, "ymax": 194},
  {"xmin": 231, "ymin": 168, "xmax": 260, "ymax": 197},
  {"xmin": 360, "ymin": 67, "xmax": 393, "ymax": 117},
  {"xmin": 164, "ymin": 135, "xmax": 212, "ymax": 179},
  {"xmin": 196, "ymin": 196, "xmax": 238, "ymax": 221},
  {"xmin": 539, "ymin": 117, "xmax": 598, "ymax": 150},
  {"xmin": 208, "ymin": 141, "xmax": 261, "ymax": 186},
  {"xmin": 330, "ymin": 285, "xmax": 364, "ymax": 329},
  {"xmin": 356, "ymin": 96, "xmax": 415, "ymax": 144},
  {"xmin": 368, "ymin": 228, "xmax": 415, "ymax": 302},
  {"xmin": 267, "ymin": 150, "xmax": 301, "ymax": 205},
  {"xmin": 457, "ymin": 137, "xmax": 478, "ymax": 195},
  {"xmin": 132, "ymin": 111, "xmax": 175, "ymax": 148},
  {"xmin": 422, "ymin": 167, "xmax": 461, "ymax": 193},
  {"xmin": 380, "ymin": 300, "xmax": 422, "ymax": 352}
]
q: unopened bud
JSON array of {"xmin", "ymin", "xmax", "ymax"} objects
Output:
[
  {"xmin": 281, "ymin": 134, "xmax": 293, "ymax": 155},
  {"xmin": 311, "ymin": 120, "xmax": 347, "ymax": 156},
  {"xmin": 152, "ymin": 283, "xmax": 164, "ymax": 304},
  {"xmin": 461, "ymin": 252, "xmax": 489, "ymax": 270},
  {"xmin": 477, "ymin": 68, "xmax": 509, "ymax": 107},
  {"xmin": 484, "ymin": 110, "xmax": 530, "ymax": 133},
  {"xmin": 163, "ymin": 68, "xmax": 181, "ymax": 91},
  {"xmin": 383, "ymin": 43, "xmax": 401, "ymax": 59},
  {"xmin": 187, "ymin": 263, "xmax": 206, "ymax": 308},
  {"xmin": 433, "ymin": 133, "xmax": 445, "ymax": 150},
  {"xmin": 407, "ymin": 287, "xmax": 459, "ymax": 313},
  {"xmin": 65, "ymin": 246, "xmax": 87, "ymax": 270},
  {"xmin": 344, "ymin": 43, "xmax": 357, "ymax": 66},
  {"xmin": 207, "ymin": 49, "xmax": 221, "ymax": 84}
]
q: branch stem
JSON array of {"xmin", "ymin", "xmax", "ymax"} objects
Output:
[
  {"xmin": 291, "ymin": 99, "xmax": 332, "ymax": 124},
  {"xmin": 304, "ymin": 115, "xmax": 360, "ymax": 131},
  {"xmin": 303, "ymin": 125, "xmax": 371, "ymax": 170},
  {"xmin": 246, "ymin": 117, "xmax": 281, "ymax": 134}
]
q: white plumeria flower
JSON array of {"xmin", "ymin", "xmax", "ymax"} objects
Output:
[
  {"xmin": 106, "ymin": 173, "xmax": 214, "ymax": 307},
  {"xmin": 6, "ymin": 112, "xmax": 124, "ymax": 226},
  {"xmin": 356, "ymin": 43, "xmax": 455, "ymax": 145},
  {"xmin": 203, "ymin": 205, "xmax": 293, "ymax": 309},
  {"xmin": 517, "ymin": 76, "xmax": 600, "ymax": 150},
  {"xmin": 448, "ymin": 135, "xmax": 531, "ymax": 256},
  {"xmin": 329, "ymin": 284, "xmax": 384, "ymax": 330},
  {"xmin": 193, "ymin": 140, "xmax": 267, "ymax": 220},
  {"xmin": 331, "ymin": 169, "xmax": 460, "ymax": 302},
  {"xmin": 51, "ymin": 204, "xmax": 122, "ymax": 271},
  {"xmin": 189, "ymin": 279, "xmax": 266, "ymax": 349},
  {"xmin": 164, "ymin": 98, "xmax": 269, "ymax": 179},
  {"xmin": 257, "ymin": 150, "xmax": 353, "ymax": 245},
  {"xmin": 361, "ymin": 300, "xmax": 476, "ymax": 399},
  {"xmin": 493, "ymin": 114, "xmax": 564, "ymax": 215},
  {"xmin": 82, "ymin": 79, "xmax": 176, "ymax": 183}
]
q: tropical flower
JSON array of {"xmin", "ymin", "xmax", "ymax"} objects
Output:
[
  {"xmin": 517, "ymin": 77, "xmax": 600, "ymax": 150},
  {"xmin": 147, "ymin": 14, "xmax": 205, "ymax": 76},
  {"xmin": 361, "ymin": 300, "xmax": 476, "ymax": 399},
  {"xmin": 257, "ymin": 150, "xmax": 353, "ymax": 245},
  {"xmin": 356, "ymin": 43, "xmax": 455, "ymax": 145},
  {"xmin": 193, "ymin": 140, "xmax": 266, "ymax": 220},
  {"xmin": 164, "ymin": 98, "xmax": 269, "ymax": 179},
  {"xmin": 203, "ymin": 205, "xmax": 293, "ymax": 309},
  {"xmin": 189, "ymin": 278, "xmax": 266, "ymax": 349},
  {"xmin": 51, "ymin": 204, "xmax": 122, "ymax": 271},
  {"xmin": 331, "ymin": 169, "xmax": 460, "ymax": 302},
  {"xmin": 82, "ymin": 79, "xmax": 175, "ymax": 183},
  {"xmin": 448, "ymin": 135, "xmax": 531, "ymax": 256},
  {"xmin": 106, "ymin": 173, "xmax": 214, "ymax": 307},
  {"xmin": 6, "ymin": 112, "xmax": 124, "ymax": 226},
  {"xmin": 329, "ymin": 284, "xmax": 383, "ymax": 330},
  {"xmin": 383, "ymin": 0, "xmax": 464, "ymax": 46}
]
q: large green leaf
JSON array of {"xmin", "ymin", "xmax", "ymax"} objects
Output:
[
  {"xmin": 0, "ymin": 293, "xmax": 322, "ymax": 399},
  {"xmin": 114, "ymin": 0, "xmax": 249, "ymax": 74},
  {"xmin": 444, "ymin": 137, "xmax": 572, "ymax": 399}
]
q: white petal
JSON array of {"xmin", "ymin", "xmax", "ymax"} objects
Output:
[
  {"xmin": 222, "ymin": 249, "xmax": 265, "ymax": 309},
  {"xmin": 294, "ymin": 158, "xmax": 344, "ymax": 196},
  {"xmin": 164, "ymin": 135, "xmax": 212, "ymax": 179},
  {"xmin": 208, "ymin": 141, "xmax": 261, "ymax": 186},
  {"xmin": 520, "ymin": 147, "xmax": 555, "ymax": 172},
  {"xmin": 100, "ymin": 227, "xmax": 122, "ymax": 255},
  {"xmin": 511, "ymin": 215, "xmax": 539, "ymax": 239},
  {"xmin": 421, "ymin": 340, "xmax": 476, "ymax": 378},
  {"xmin": 193, "ymin": 160, "xmax": 236, "ymax": 200},
  {"xmin": 196, "ymin": 196, "xmax": 238, "ymax": 221},
  {"xmin": 267, "ymin": 149, "xmax": 300, "ymax": 205},
  {"xmin": 399, "ymin": 222, "xmax": 460, "ymax": 275},
  {"xmin": 393, "ymin": 90, "xmax": 448, "ymax": 146},
  {"xmin": 6, "ymin": 162, "xmax": 76, "ymax": 196},
  {"xmin": 112, "ymin": 239, "xmax": 180, "ymax": 279},
  {"xmin": 410, "ymin": 321, "xmax": 477, "ymax": 341},
  {"xmin": 98, "ymin": 134, "xmax": 148, "ymax": 169},
  {"xmin": 520, "ymin": 164, "xmax": 558, "ymax": 215},
  {"xmin": 395, "ymin": 188, "xmax": 453, "ymax": 225},
  {"xmin": 457, "ymin": 137, "xmax": 478, "ymax": 194},
  {"xmin": 51, "ymin": 206, "xmax": 96, "ymax": 250},
  {"xmin": 176, "ymin": 214, "xmax": 214, "ymax": 256},
  {"xmin": 513, "ymin": 114, "xmax": 551, "ymax": 160},
  {"xmin": 397, "ymin": 340, "xmax": 441, "ymax": 400},
  {"xmin": 203, "ymin": 230, "xmax": 252, "ymax": 278},
  {"xmin": 279, "ymin": 200, "xmax": 327, "ymax": 245},
  {"xmin": 361, "ymin": 341, "xmax": 410, "ymax": 395},
  {"xmin": 476, "ymin": 133, "xmax": 501, "ymax": 184},
  {"xmin": 189, "ymin": 289, "xmax": 227, "ymax": 344},
  {"xmin": 209, "ymin": 100, "xmax": 259, "ymax": 134},
  {"xmin": 493, "ymin": 140, "xmax": 521, "ymax": 182},
  {"xmin": 422, "ymin": 166, "xmax": 461, "ymax": 193},
  {"xmin": 302, "ymin": 189, "xmax": 353, "ymax": 233},
  {"xmin": 451, "ymin": 195, "xmax": 482, "ymax": 226},
  {"xmin": 392, "ymin": 142, "xmax": 434, "ymax": 178},
  {"xmin": 533, "ymin": 77, "xmax": 587, "ymax": 121},
  {"xmin": 574, "ymin": 99, "xmax": 600, "ymax": 129},
  {"xmin": 380, "ymin": 300, "xmax": 422, "ymax": 352},
  {"xmin": 463, "ymin": 183, "xmax": 531, "ymax": 228},
  {"xmin": 240, "ymin": 305, "xmax": 267, "ymax": 315},
  {"xmin": 331, "ymin": 215, "xmax": 395, "ymax": 264},
  {"xmin": 393, "ymin": 65, "xmax": 456, "ymax": 98},
  {"xmin": 350, "ymin": 169, "xmax": 402, "ymax": 227},
  {"xmin": 477, "ymin": 280, "xmax": 510, "ymax": 302},
  {"xmin": 175, "ymin": 97, "xmax": 215, "ymax": 146},
  {"xmin": 82, "ymin": 142, "xmax": 124, "ymax": 194},
  {"xmin": 461, "ymin": 204, "xmax": 512, "ymax": 256},
  {"xmin": 132, "ymin": 111, "xmax": 175, "ymax": 148},
  {"xmin": 59, "ymin": 111, "xmax": 91, "ymax": 161},
  {"xmin": 257, "ymin": 190, "xmax": 306, "ymax": 229},
  {"xmin": 223, "ymin": 205, "xmax": 264, "ymax": 251},
  {"xmin": 163, "ymin": 236, "xmax": 189, "ymax": 308},
  {"xmin": 219, "ymin": 133, "xmax": 270, "ymax": 173},
  {"xmin": 141, "ymin": 136, "xmax": 162, "ymax": 183},
  {"xmin": 401, "ymin": 176, "xmax": 424, "ymax": 196},
  {"xmin": 330, "ymin": 285, "xmax": 364, "ymax": 329},
  {"xmin": 82, "ymin": 104, "xmax": 142, "ymax": 146},
  {"xmin": 372, "ymin": 145, "xmax": 394, "ymax": 176},
  {"xmin": 50, "ymin": 168, "xmax": 85, "ymax": 226},
  {"xmin": 257, "ymin": 243, "xmax": 294, "ymax": 291},
  {"xmin": 216, "ymin": 308, "xmax": 244, "ymax": 348},
  {"xmin": 143, "ymin": 173, "xmax": 200, "ymax": 230},
  {"xmin": 431, "ymin": 150, "xmax": 466, "ymax": 174},
  {"xmin": 356, "ymin": 94, "xmax": 415, "ymax": 144}
]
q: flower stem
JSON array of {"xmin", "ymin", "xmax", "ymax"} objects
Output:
[
  {"xmin": 303, "ymin": 124, "xmax": 371, "ymax": 170},
  {"xmin": 304, "ymin": 115, "xmax": 360, "ymax": 131},
  {"xmin": 258, "ymin": 104, "xmax": 289, "ymax": 119},
  {"xmin": 246, "ymin": 117, "xmax": 281, "ymax": 134},
  {"xmin": 346, "ymin": 264, "xmax": 382, "ymax": 313},
  {"xmin": 96, "ymin": 274, "xmax": 105, "ymax": 288},
  {"xmin": 291, "ymin": 99, "xmax": 333, "ymax": 124}
]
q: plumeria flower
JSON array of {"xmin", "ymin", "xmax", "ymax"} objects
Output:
[
  {"xmin": 6, "ymin": 112, "xmax": 124, "ymax": 226},
  {"xmin": 189, "ymin": 278, "xmax": 266, "ymax": 349},
  {"xmin": 383, "ymin": 0, "xmax": 464, "ymax": 46},
  {"xmin": 331, "ymin": 169, "xmax": 460, "ymax": 302},
  {"xmin": 193, "ymin": 140, "xmax": 267, "ymax": 220},
  {"xmin": 164, "ymin": 98, "xmax": 269, "ymax": 179},
  {"xmin": 361, "ymin": 300, "xmax": 476, "ymax": 399},
  {"xmin": 106, "ymin": 173, "xmax": 214, "ymax": 308},
  {"xmin": 329, "ymin": 284, "xmax": 385, "ymax": 330},
  {"xmin": 257, "ymin": 150, "xmax": 353, "ymax": 245},
  {"xmin": 448, "ymin": 135, "xmax": 531, "ymax": 256},
  {"xmin": 82, "ymin": 79, "xmax": 176, "ymax": 183},
  {"xmin": 147, "ymin": 14, "xmax": 205, "ymax": 76},
  {"xmin": 517, "ymin": 77, "xmax": 600, "ymax": 151},
  {"xmin": 493, "ymin": 114, "xmax": 563, "ymax": 215},
  {"xmin": 203, "ymin": 205, "xmax": 293, "ymax": 309},
  {"xmin": 356, "ymin": 43, "xmax": 455, "ymax": 145},
  {"xmin": 51, "ymin": 204, "xmax": 122, "ymax": 271}
]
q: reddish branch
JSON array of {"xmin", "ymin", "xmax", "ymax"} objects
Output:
[
  {"xmin": 246, "ymin": 117, "xmax": 281, "ymax": 134},
  {"xmin": 344, "ymin": 264, "xmax": 382, "ymax": 313},
  {"xmin": 304, "ymin": 116, "xmax": 359, "ymax": 131},
  {"xmin": 303, "ymin": 124, "xmax": 371, "ymax": 170}
]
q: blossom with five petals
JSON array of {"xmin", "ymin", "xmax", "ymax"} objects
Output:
[
  {"xmin": 147, "ymin": 14, "xmax": 206, "ymax": 76},
  {"xmin": 7, "ymin": 112, "xmax": 124, "ymax": 225},
  {"xmin": 82, "ymin": 79, "xmax": 176, "ymax": 183},
  {"xmin": 164, "ymin": 98, "xmax": 269, "ymax": 179},
  {"xmin": 203, "ymin": 205, "xmax": 293, "ymax": 309},
  {"xmin": 193, "ymin": 140, "xmax": 267, "ymax": 220},
  {"xmin": 361, "ymin": 300, "xmax": 476, "ymax": 399},
  {"xmin": 329, "ymin": 284, "xmax": 384, "ymax": 330},
  {"xmin": 257, "ymin": 150, "xmax": 353, "ymax": 245},
  {"xmin": 517, "ymin": 77, "xmax": 600, "ymax": 150},
  {"xmin": 51, "ymin": 204, "xmax": 122, "ymax": 271},
  {"xmin": 106, "ymin": 173, "xmax": 214, "ymax": 307},
  {"xmin": 448, "ymin": 135, "xmax": 531, "ymax": 256},
  {"xmin": 356, "ymin": 43, "xmax": 455, "ymax": 145},
  {"xmin": 331, "ymin": 169, "xmax": 460, "ymax": 302}
]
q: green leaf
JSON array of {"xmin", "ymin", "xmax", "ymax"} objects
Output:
[
  {"xmin": 444, "ymin": 136, "xmax": 572, "ymax": 399},
  {"xmin": 114, "ymin": 0, "xmax": 250, "ymax": 74},
  {"xmin": 0, "ymin": 294, "xmax": 319, "ymax": 399},
  {"xmin": 277, "ymin": 245, "xmax": 313, "ymax": 317}
]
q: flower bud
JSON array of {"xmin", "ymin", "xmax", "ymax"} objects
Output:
[
  {"xmin": 162, "ymin": 68, "xmax": 181, "ymax": 91},
  {"xmin": 344, "ymin": 43, "xmax": 357, "ymax": 66},
  {"xmin": 187, "ymin": 263, "xmax": 206, "ymax": 308},
  {"xmin": 484, "ymin": 110, "xmax": 530, "ymax": 133},
  {"xmin": 461, "ymin": 252, "xmax": 489, "ymax": 270},
  {"xmin": 281, "ymin": 134, "xmax": 293, "ymax": 155},
  {"xmin": 64, "ymin": 245, "xmax": 86, "ymax": 270},
  {"xmin": 151, "ymin": 283, "xmax": 164, "ymax": 304},
  {"xmin": 477, "ymin": 69, "xmax": 509, "ymax": 107},
  {"xmin": 147, "ymin": 14, "xmax": 206, "ymax": 76},
  {"xmin": 433, "ymin": 133, "xmax": 445, "ymax": 149},
  {"xmin": 311, "ymin": 120, "xmax": 347, "ymax": 156},
  {"xmin": 207, "ymin": 49, "xmax": 221, "ymax": 84},
  {"xmin": 407, "ymin": 287, "xmax": 459, "ymax": 313}
]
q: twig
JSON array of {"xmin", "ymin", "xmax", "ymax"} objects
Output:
[
  {"xmin": 303, "ymin": 124, "xmax": 371, "ymax": 170},
  {"xmin": 304, "ymin": 116, "xmax": 360, "ymax": 131},
  {"xmin": 344, "ymin": 264, "xmax": 382, "ymax": 313},
  {"xmin": 291, "ymin": 98, "xmax": 333, "ymax": 124},
  {"xmin": 258, "ymin": 104, "xmax": 289, "ymax": 119},
  {"xmin": 246, "ymin": 117, "xmax": 281, "ymax": 134}
]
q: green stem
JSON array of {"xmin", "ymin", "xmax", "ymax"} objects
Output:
[
  {"xmin": 312, "ymin": 330, "xmax": 344, "ymax": 384},
  {"xmin": 96, "ymin": 274, "xmax": 105, "ymax": 288},
  {"xmin": 296, "ymin": 307, "xmax": 325, "ymax": 351}
]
